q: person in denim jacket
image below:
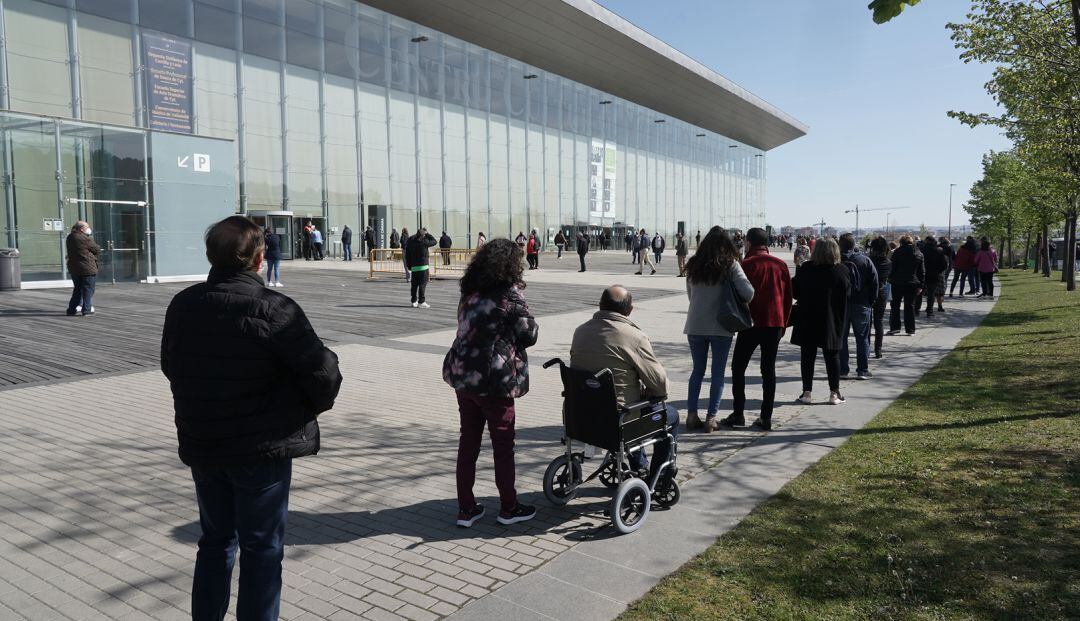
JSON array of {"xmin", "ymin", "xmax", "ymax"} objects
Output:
[{"xmin": 443, "ymin": 239, "xmax": 539, "ymax": 527}]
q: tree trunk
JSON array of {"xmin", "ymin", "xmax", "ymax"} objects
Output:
[
  {"xmin": 1064, "ymin": 210, "xmax": 1077, "ymax": 292},
  {"xmin": 1022, "ymin": 229, "xmax": 1032, "ymax": 270},
  {"xmin": 1006, "ymin": 222, "xmax": 1013, "ymax": 267},
  {"xmin": 1042, "ymin": 223, "xmax": 1052, "ymax": 277},
  {"xmin": 1035, "ymin": 232, "xmax": 1043, "ymax": 273},
  {"xmin": 998, "ymin": 239, "xmax": 1006, "ymax": 270},
  {"xmin": 1072, "ymin": 0, "xmax": 1080, "ymax": 47}
]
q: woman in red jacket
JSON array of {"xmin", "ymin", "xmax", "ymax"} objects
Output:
[
  {"xmin": 949, "ymin": 237, "xmax": 977, "ymax": 297},
  {"xmin": 526, "ymin": 232, "xmax": 540, "ymax": 270}
]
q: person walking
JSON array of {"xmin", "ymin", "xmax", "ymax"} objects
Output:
[
  {"xmin": 868, "ymin": 237, "xmax": 891, "ymax": 359},
  {"xmin": 722, "ymin": 227, "xmax": 791, "ymax": 431},
  {"xmin": 794, "ymin": 236, "xmax": 810, "ymax": 267},
  {"xmin": 443, "ymin": 238, "xmax": 538, "ymax": 527},
  {"xmin": 975, "ymin": 238, "xmax": 998, "ymax": 299},
  {"xmin": 477, "ymin": 231, "xmax": 487, "ymax": 248},
  {"xmin": 439, "ymin": 231, "xmax": 453, "ymax": 266},
  {"xmin": 340, "ymin": 225, "xmax": 353, "ymax": 261},
  {"xmin": 161, "ymin": 216, "xmax": 342, "ymax": 621},
  {"xmin": 264, "ymin": 227, "xmax": 283, "ymax": 287},
  {"xmin": 635, "ymin": 229, "xmax": 656, "ymax": 275},
  {"xmin": 675, "ymin": 232, "xmax": 688, "ymax": 277},
  {"xmin": 921, "ymin": 236, "xmax": 947, "ymax": 318},
  {"xmin": 400, "ymin": 227, "xmax": 411, "ymax": 282},
  {"xmin": 364, "ymin": 226, "xmax": 376, "ymax": 261},
  {"xmin": 301, "ymin": 223, "xmax": 313, "ymax": 260},
  {"xmin": 625, "ymin": 231, "xmax": 635, "ymax": 256},
  {"xmin": 389, "ymin": 228, "xmax": 400, "ymax": 249},
  {"xmin": 630, "ymin": 231, "xmax": 641, "ymax": 264},
  {"xmin": 554, "ymin": 230, "xmax": 566, "ymax": 259},
  {"xmin": 695, "ymin": 230, "xmax": 701, "ymax": 247},
  {"xmin": 515, "ymin": 231, "xmax": 526, "ymax": 250},
  {"xmin": 838, "ymin": 233, "xmax": 879, "ymax": 380},
  {"xmin": 683, "ymin": 226, "xmax": 755, "ymax": 431},
  {"xmin": 949, "ymin": 237, "xmax": 977, "ymax": 297},
  {"xmin": 65, "ymin": 221, "xmax": 100, "ymax": 316},
  {"xmin": 652, "ymin": 232, "xmax": 665, "ymax": 264},
  {"xmin": 311, "ymin": 226, "xmax": 324, "ymax": 260},
  {"xmin": 526, "ymin": 232, "xmax": 540, "ymax": 270},
  {"xmin": 791, "ymin": 238, "xmax": 850, "ymax": 405},
  {"xmin": 886, "ymin": 235, "xmax": 924, "ymax": 335},
  {"xmin": 576, "ymin": 231, "xmax": 589, "ymax": 272},
  {"xmin": 405, "ymin": 228, "xmax": 437, "ymax": 307}
]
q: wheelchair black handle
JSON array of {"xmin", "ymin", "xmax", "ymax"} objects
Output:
[{"xmin": 542, "ymin": 358, "xmax": 565, "ymax": 370}]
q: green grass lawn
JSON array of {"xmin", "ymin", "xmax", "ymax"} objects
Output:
[{"xmin": 621, "ymin": 271, "xmax": 1080, "ymax": 621}]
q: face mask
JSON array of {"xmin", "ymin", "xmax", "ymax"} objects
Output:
[{"xmin": 84, "ymin": 228, "xmax": 92, "ymax": 235}]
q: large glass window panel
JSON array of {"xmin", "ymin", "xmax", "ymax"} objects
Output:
[
  {"xmin": 285, "ymin": 66, "xmax": 322, "ymax": 211},
  {"xmin": 140, "ymin": 0, "xmax": 191, "ymax": 37},
  {"xmin": 488, "ymin": 117, "xmax": 508, "ymax": 238},
  {"xmin": 78, "ymin": 0, "xmax": 132, "ymax": 23},
  {"xmin": 243, "ymin": 0, "xmax": 279, "ymax": 24},
  {"xmin": 357, "ymin": 8, "xmax": 385, "ymax": 86},
  {"xmin": 574, "ymin": 133, "xmax": 587, "ymax": 225},
  {"xmin": 527, "ymin": 124, "xmax": 544, "ymax": 237},
  {"xmin": 244, "ymin": 16, "xmax": 282, "ymax": 60},
  {"xmin": 284, "ymin": 0, "xmax": 318, "ymax": 36},
  {"xmin": 466, "ymin": 48, "xmax": 487, "ymax": 114},
  {"xmin": 242, "ymin": 55, "xmax": 282, "ymax": 207},
  {"xmin": 444, "ymin": 102, "xmax": 468, "ymax": 245},
  {"xmin": 5, "ymin": 116, "xmax": 63, "ymax": 280},
  {"xmin": 358, "ymin": 82, "xmax": 389, "ymax": 205},
  {"xmin": 388, "ymin": 90, "xmax": 416, "ymax": 230},
  {"xmin": 286, "ymin": 29, "xmax": 322, "ymax": 71},
  {"xmin": 417, "ymin": 96, "xmax": 442, "ymax": 231},
  {"xmin": 195, "ymin": 1, "xmax": 237, "ymax": 49},
  {"xmin": 78, "ymin": 14, "xmax": 135, "ymax": 126},
  {"xmin": 324, "ymin": 75, "xmax": 357, "ymax": 213},
  {"xmin": 443, "ymin": 39, "xmax": 466, "ymax": 107},
  {"xmin": 508, "ymin": 119, "xmax": 526, "ymax": 235},
  {"xmin": 543, "ymin": 126, "xmax": 559, "ymax": 235},
  {"xmin": 466, "ymin": 107, "xmax": 488, "ymax": 239},
  {"xmin": 388, "ymin": 20, "xmax": 412, "ymax": 93},
  {"xmin": 489, "ymin": 58, "xmax": 508, "ymax": 118},
  {"xmin": 417, "ymin": 35, "xmax": 441, "ymax": 100},
  {"xmin": 508, "ymin": 61, "xmax": 525, "ymax": 121},
  {"xmin": 194, "ymin": 43, "xmax": 237, "ymax": 139},
  {"xmin": 324, "ymin": 3, "xmax": 357, "ymax": 79},
  {"xmin": 5, "ymin": 0, "xmax": 72, "ymax": 117}
]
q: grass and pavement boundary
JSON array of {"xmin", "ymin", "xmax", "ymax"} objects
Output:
[{"xmin": 620, "ymin": 271, "xmax": 1080, "ymax": 620}]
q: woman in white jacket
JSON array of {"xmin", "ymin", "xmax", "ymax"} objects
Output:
[{"xmin": 684, "ymin": 226, "xmax": 755, "ymax": 432}]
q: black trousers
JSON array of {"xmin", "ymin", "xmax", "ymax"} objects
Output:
[
  {"xmin": 923, "ymin": 277, "xmax": 940, "ymax": 314},
  {"xmin": 410, "ymin": 270, "xmax": 429, "ymax": 303},
  {"xmin": 731, "ymin": 327, "xmax": 783, "ymax": 422},
  {"xmin": 872, "ymin": 289, "xmax": 887, "ymax": 355},
  {"xmin": 890, "ymin": 283, "xmax": 918, "ymax": 334},
  {"xmin": 800, "ymin": 346, "xmax": 840, "ymax": 393},
  {"xmin": 980, "ymin": 271, "xmax": 994, "ymax": 297},
  {"xmin": 578, "ymin": 253, "xmax": 587, "ymax": 271}
]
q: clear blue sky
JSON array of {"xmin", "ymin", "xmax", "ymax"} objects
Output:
[{"xmin": 596, "ymin": 0, "xmax": 1012, "ymax": 232}]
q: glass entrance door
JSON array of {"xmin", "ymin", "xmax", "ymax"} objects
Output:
[
  {"xmin": 269, "ymin": 215, "xmax": 293, "ymax": 260},
  {"xmin": 84, "ymin": 201, "xmax": 148, "ymax": 283}
]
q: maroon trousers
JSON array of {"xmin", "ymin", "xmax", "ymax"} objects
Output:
[{"xmin": 455, "ymin": 391, "xmax": 518, "ymax": 513}]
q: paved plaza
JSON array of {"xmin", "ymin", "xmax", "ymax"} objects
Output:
[{"xmin": 0, "ymin": 251, "xmax": 996, "ymax": 620}]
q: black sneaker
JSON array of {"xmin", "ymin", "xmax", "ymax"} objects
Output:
[
  {"xmin": 496, "ymin": 503, "xmax": 536, "ymax": 525},
  {"xmin": 885, "ymin": 330, "xmax": 900, "ymax": 336},
  {"xmin": 456, "ymin": 504, "xmax": 485, "ymax": 528},
  {"xmin": 750, "ymin": 418, "xmax": 772, "ymax": 431},
  {"xmin": 718, "ymin": 413, "xmax": 746, "ymax": 428}
]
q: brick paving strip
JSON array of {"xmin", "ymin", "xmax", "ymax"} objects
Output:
[{"xmin": 0, "ymin": 252, "xmax": 996, "ymax": 620}]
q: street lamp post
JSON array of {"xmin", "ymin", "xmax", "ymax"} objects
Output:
[{"xmin": 947, "ymin": 183, "xmax": 956, "ymax": 239}]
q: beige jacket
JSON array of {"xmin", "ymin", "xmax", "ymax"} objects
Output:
[{"xmin": 569, "ymin": 311, "xmax": 668, "ymax": 406}]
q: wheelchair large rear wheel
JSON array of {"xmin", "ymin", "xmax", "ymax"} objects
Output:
[
  {"xmin": 543, "ymin": 455, "xmax": 582, "ymax": 506},
  {"xmin": 611, "ymin": 478, "xmax": 651, "ymax": 534}
]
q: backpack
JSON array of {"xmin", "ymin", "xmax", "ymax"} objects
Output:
[{"xmin": 842, "ymin": 254, "xmax": 863, "ymax": 298}]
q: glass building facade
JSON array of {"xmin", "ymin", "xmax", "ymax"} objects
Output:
[{"xmin": 0, "ymin": 0, "xmax": 770, "ymax": 282}]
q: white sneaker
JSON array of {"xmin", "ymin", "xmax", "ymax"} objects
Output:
[
  {"xmin": 796, "ymin": 391, "xmax": 813, "ymax": 405},
  {"xmin": 828, "ymin": 392, "xmax": 846, "ymax": 405},
  {"xmin": 412, "ymin": 302, "xmax": 419, "ymax": 308},
  {"xmin": 275, "ymin": 282, "xmax": 283, "ymax": 287},
  {"xmin": 420, "ymin": 302, "xmax": 431, "ymax": 308}
]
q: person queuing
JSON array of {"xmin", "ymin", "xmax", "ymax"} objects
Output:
[
  {"xmin": 576, "ymin": 231, "xmax": 589, "ymax": 272},
  {"xmin": 302, "ymin": 222, "xmax": 313, "ymax": 260},
  {"xmin": 340, "ymin": 224, "xmax": 353, "ymax": 261},
  {"xmin": 264, "ymin": 226, "xmax": 283, "ymax": 287},
  {"xmin": 399, "ymin": 227, "xmax": 411, "ymax": 282},
  {"xmin": 526, "ymin": 231, "xmax": 540, "ymax": 270},
  {"xmin": 162, "ymin": 216, "xmax": 342, "ymax": 621},
  {"xmin": 515, "ymin": 231, "xmax": 527, "ymax": 250},
  {"xmin": 723, "ymin": 227, "xmax": 791, "ymax": 432},
  {"xmin": 554, "ymin": 230, "xmax": 566, "ymax": 259},
  {"xmin": 476, "ymin": 231, "xmax": 487, "ymax": 248},
  {"xmin": 652, "ymin": 232, "xmax": 665, "ymax": 264},
  {"xmin": 439, "ymin": 231, "xmax": 453, "ymax": 266},
  {"xmin": 975, "ymin": 237, "xmax": 998, "ymax": 299},
  {"xmin": 886, "ymin": 235, "xmax": 925, "ymax": 336},
  {"xmin": 794, "ymin": 236, "xmax": 810, "ymax": 267},
  {"xmin": 868, "ymin": 236, "xmax": 892, "ymax": 359},
  {"xmin": 683, "ymin": 226, "xmax": 755, "ymax": 432},
  {"xmin": 838, "ymin": 233, "xmax": 878, "ymax": 380},
  {"xmin": 921, "ymin": 236, "xmax": 948, "ymax": 318},
  {"xmin": 443, "ymin": 238, "xmax": 538, "ymax": 528},
  {"xmin": 791, "ymin": 238, "xmax": 850, "ymax": 406},
  {"xmin": 949, "ymin": 236, "xmax": 978, "ymax": 297},
  {"xmin": 675, "ymin": 232, "xmax": 689, "ymax": 277},
  {"xmin": 65, "ymin": 221, "xmax": 100, "ymax": 316},
  {"xmin": 389, "ymin": 228, "xmax": 400, "ymax": 249},
  {"xmin": 635, "ymin": 229, "xmax": 657, "ymax": 275},
  {"xmin": 405, "ymin": 228, "xmax": 437, "ymax": 308},
  {"xmin": 364, "ymin": 226, "xmax": 377, "ymax": 261},
  {"xmin": 625, "ymin": 231, "xmax": 635, "ymax": 257},
  {"xmin": 311, "ymin": 226, "xmax": 324, "ymax": 260}
]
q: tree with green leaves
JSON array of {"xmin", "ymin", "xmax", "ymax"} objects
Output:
[{"xmin": 868, "ymin": 0, "xmax": 923, "ymax": 24}]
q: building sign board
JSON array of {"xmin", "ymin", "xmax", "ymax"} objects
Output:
[{"xmin": 143, "ymin": 32, "xmax": 193, "ymax": 133}]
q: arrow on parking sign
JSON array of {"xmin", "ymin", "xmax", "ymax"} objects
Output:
[{"xmin": 178, "ymin": 155, "xmax": 190, "ymax": 168}]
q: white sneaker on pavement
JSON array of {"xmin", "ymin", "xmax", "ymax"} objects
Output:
[
  {"xmin": 412, "ymin": 302, "xmax": 419, "ymax": 308},
  {"xmin": 796, "ymin": 391, "xmax": 813, "ymax": 405},
  {"xmin": 420, "ymin": 302, "xmax": 431, "ymax": 308},
  {"xmin": 828, "ymin": 391, "xmax": 846, "ymax": 405}
]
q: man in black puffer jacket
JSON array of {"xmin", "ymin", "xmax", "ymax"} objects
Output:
[
  {"xmin": 161, "ymin": 215, "xmax": 341, "ymax": 621},
  {"xmin": 887, "ymin": 235, "xmax": 925, "ymax": 336}
]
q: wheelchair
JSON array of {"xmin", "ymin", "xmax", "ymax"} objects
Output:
[{"xmin": 541, "ymin": 358, "xmax": 680, "ymax": 534}]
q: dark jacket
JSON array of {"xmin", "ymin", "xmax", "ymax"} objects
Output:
[
  {"xmin": 923, "ymin": 245, "xmax": 948, "ymax": 282},
  {"xmin": 870, "ymin": 253, "xmax": 891, "ymax": 295},
  {"xmin": 264, "ymin": 232, "xmax": 282, "ymax": 261},
  {"xmin": 841, "ymin": 249, "xmax": 879, "ymax": 307},
  {"xmin": 364, "ymin": 228, "xmax": 376, "ymax": 250},
  {"xmin": 389, "ymin": 230, "xmax": 400, "ymax": 249},
  {"xmin": 555, "ymin": 232, "xmax": 566, "ymax": 246},
  {"xmin": 66, "ymin": 231, "xmax": 100, "ymax": 277},
  {"xmin": 161, "ymin": 270, "xmax": 342, "ymax": 467},
  {"xmin": 889, "ymin": 244, "xmax": 925, "ymax": 287},
  {"xmin": 676, "ymin": 238, "xmax": 688, "ymax": 257},
  {"xmin": 404, "ymin": 233, "xmax": 437, "ymax": 269},
  {"xmin": 576, "ymin": 234, "xmax": 589, "ymax": 255},
  {"xmin": 443, "ymin": 286, "xmax": 538, "ymax": 398},
  {"xmin": 439, "ymin": 234, "xmax": 453, "ymax": 249},
  {"xmin": 340, "ymin": 226, "xmax": 352, "ymax": 245},
  {"xmin": 791, "ymin": 263, "xmax": 850, "ymax": 350}
]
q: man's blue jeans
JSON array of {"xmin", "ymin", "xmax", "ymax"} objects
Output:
[
  {"xmin": 190, "ymin": 459, "xmax": 292, "ymax": 621},
  {"xmin": 687, "ymin": 334, "xmax": 734, "ymax": 417},
  {"xmin": 841, "ymin": 304, "xmax": 872, "ymax": 375},
  {"xmin": 343, "ymin": 242, "xmax": 352, "ymax": 261},
  {"xmin": 629, "ymin": 404, "xmax": 680, "ymax": 483},
  {"xmin": 66, "ymin": 275, "xmax": 95, "ymax": 315}
]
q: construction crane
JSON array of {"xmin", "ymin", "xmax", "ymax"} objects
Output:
[
  {"xmin": 812, "ymin": 219, "xmax": 827, "ymax": 237},
  {"xmin": 843, "ymin": 205, "xmax": 911, "ymax": 238}
]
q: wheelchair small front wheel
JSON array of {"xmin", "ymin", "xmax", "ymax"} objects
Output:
[
  {"xmin": 610, "ymin": 478, "xmax": 651, "ymax": 534},
  {"xmin": 598, "ymin": 457, "xmax": 622, "ymax": 489},
  {"xmin": 543, "ymin": 455, "xmax": 582, "ymax": 506},
  {"xmin": 653, "ymin": 478, "xmax": 680, "ymax": 508}
]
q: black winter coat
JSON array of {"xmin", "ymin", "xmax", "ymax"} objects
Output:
[
  {"xmin": 870, "ymin": 253, "xmax": 891, "ymax": 295},
  {"xmin": 340, "ymin": 227, "xmax": 352, "ymax": 245},
  {"xmin": 439, "ymin": 234, "xmax": 453, "ymax": 249},
  {"xmin": 404, "ymin": 233, "xmax": 437, "ymax": 268},
  {"xmin": 923, "ymin": 246, "xmax": 948, "ymax": 281},
  {"xmin": 264, "ymin": 232, "xmax": 282, "ymax": 260},
  {"xmin": 791, "ymin": 263, "xmax": 850, "ymax": 350},
  {"xmin": 889, "ymin": 244, "xmax": 925, "ymax": 287},
  {"xmin": 161, "ymin": 270, "xmax": 342, "ymax": 467}
]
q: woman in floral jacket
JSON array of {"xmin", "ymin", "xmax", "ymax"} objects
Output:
[{"xmin": 444, "ymin": 238, "xmax": 539, "ymax": 527}]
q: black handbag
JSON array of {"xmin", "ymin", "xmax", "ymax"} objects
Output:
[{"xmin": 717, "ymin": 277, "xmax": 753, "ymax": 333}]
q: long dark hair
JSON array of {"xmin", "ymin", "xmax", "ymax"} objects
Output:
[
  {"xmin": 460, "ymin": 238, "xmax": 525, "ymax": 296},
  {"xmin": 685, "ymin": 226, "xmax": 739, "ymax": 285}
]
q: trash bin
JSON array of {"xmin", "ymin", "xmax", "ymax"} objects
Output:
[{"xmin": 0, "ymin": 248, "xmax": 21, "ymax": 291}]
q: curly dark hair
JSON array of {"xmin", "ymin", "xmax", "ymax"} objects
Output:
[
  {"xmin": 684, "ymin": 225, "xmax": 739, "ymax": 286},
  {"xmin": 460, "ymin": 237, "xmax": 526, "ymax": 296}
]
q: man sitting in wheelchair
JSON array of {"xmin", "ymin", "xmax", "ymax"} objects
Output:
[{"xmin": 570, "ymin": 285, "xmax": 680, "ymax": 486}]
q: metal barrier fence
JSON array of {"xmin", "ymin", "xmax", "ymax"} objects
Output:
[{"xmin": 367, "ymin": 248, "xmax": 477, "ymax": 279}]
